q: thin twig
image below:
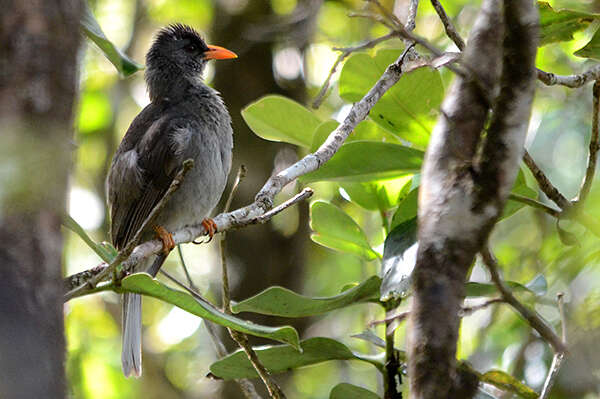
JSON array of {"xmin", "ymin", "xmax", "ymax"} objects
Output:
[
  {"xmin": 576, "ymin": 80, "xmax": 600, "ymax": 203},
  {"xmin": 220, "ymin": 165, "xmax": 246, "ymax": 308},
  {"xmin": 459, "ymin": 297, "xmax": 504, "ymax": 316},
  {"xmin": 406, "ymin": 0, "xmax": 419, "ymax": 32},
  {"xmin": 311, "ymin": 31, "xmax": 400, "ymax": 109},
  {"xmin": 369, "ymin": 297, "xmax": 503, "ymax": 328},
  {"xmin": 254, "ymin": 188, "xmax": 313, "ymax": 223},
  {"xmin": 229, "ymin": 330, "xmax": 286, "ymax": 399},
  {"xmin": 522, "ymin": 151, "xmax": 572, "ymax": 210},
  {"xmin": 508, "ymin": 193, "xmax": 561, "ymax": 218},
  {"xmin": 351, "ymin": 9, "xmax": 467, "ymax": 79},
  {"xmin": 177, "ymin": 245, "xmax": 198, "ymax": 292},
  {"xmin": 430, "ymin": 0, "xmax": 465, "ymax": 50},
  {"xmin": 369, "ymin": 310, "xmax": 409, "ymax": 328},
  {"xmin": 537, "ymin": 65, "xmax": 600, "ymax": 88},
  {"xmin": 481, "ymin": 246, "xmax": 566, "ymax": 353},
  {"xmin": 64, "ymin": 159, "xmax": 195, "ymax": 301},
  {"xmin": 219, "ymin": 167, "xmax": 285, "ymax": 398},
  {"xmin": 557, "ymin": 292, "xmax": 567, "ymax": 344},
  {"xmin": 539, "ymin": 293, "xmax": 567, "ymax": 399},
  {"xmin": 540, "ymin": 353, "xmax": 565, "ymax": 399}
]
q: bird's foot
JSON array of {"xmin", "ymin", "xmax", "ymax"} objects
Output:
[
  {"xmin": 153, "ymin": 225, "xmax": 175, "ymax": 255},
  {"xmin": 202, "ymin": 218, "xmax": 218, "ymax": 242}
]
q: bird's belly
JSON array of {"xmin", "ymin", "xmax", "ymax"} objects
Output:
[{"xmin": 154, "ymin": 151, "xmax": 227, "ymax": 232}]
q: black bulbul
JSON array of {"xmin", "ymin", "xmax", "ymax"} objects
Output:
[{"xmin": 106, "ymin": 24, "xmax": 236, "ymax": 377}]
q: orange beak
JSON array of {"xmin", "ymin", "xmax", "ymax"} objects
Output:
[{"xmin": 204, "ymin": 45, "xmax": 237, "ymax": 60}]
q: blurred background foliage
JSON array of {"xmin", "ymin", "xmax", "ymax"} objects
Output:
[{"xmin": 66, "ymin": 0, "xmax": 600, "ymax": 397}]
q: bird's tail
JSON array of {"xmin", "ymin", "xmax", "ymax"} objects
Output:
[
  {"xmin": 121, "ymin": 254, "xmax": 167, "ymax": 377},
  {"xmin": 122, "ymin": 292, "xmax": 142, "ymax": 377}
]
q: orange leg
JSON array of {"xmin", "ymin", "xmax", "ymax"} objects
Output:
[
  {"xmin": 153, "ymin": 225, "xmax": 175, "ymax": 255},
  {"xmin": 201, "ymin": 218, "xmax": 218, "ymax": 242}
]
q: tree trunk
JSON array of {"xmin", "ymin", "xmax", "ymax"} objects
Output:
[{"xmin": 0, "ymin": 1, "xmax": 82, "ymax": 398}]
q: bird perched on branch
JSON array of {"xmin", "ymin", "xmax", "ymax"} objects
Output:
[{"xmin": 106, "ymin": 24, "xmax": 236, "ymax": 377}]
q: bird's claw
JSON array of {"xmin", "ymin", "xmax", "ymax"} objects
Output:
[
  {"xmin": 193, "ymin": 218, "xmax": 217, "ymax": 244},
  {"xmin": 153, "ymin": 225, "xmax": 175, "ymax": 255}
]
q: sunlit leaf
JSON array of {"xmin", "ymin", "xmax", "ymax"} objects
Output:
[
  {"xmin": 231, "ymin": 275, "xmax": 381, "ymax": 317},
  {"xmin": 81, "ymin": 2, "xmax": 143, "ymax": 77},
  {"xmin": 209, "ymin": 337, "xmax": 372, "ymax": 380},
  {"xmin": 339, "ymin": 49, "xmax": 444, "ymax": 148},
  {"xmin": 390, "ymin": 187, "xmax": 419, "ymax": 230},
  {"xmin": 121, "ymin": 274, "xmax": 300, "ymax": 349},
  {"xmin": 302, "ymin": 141, "xmax": 423, "ymax": 183},
  {"xmin": 330, "ymin": 383, "xmax": 381, "ymax": 399},
  {"xmin": 310, "ymin": 201, "xmax": 379, "ymax": 260},
  {"xmin": 62, "ymin": 215, "xmax": 115, "ymax": 263},
  {"xmin": 480, "ymin": 370, "xmax": 537, "ymax": 399},
  {"xmin": 340, "ymin": 176, "xmax": 412, "ymax": 212},
  {"xmin": 242, "ymin": 95, "xmax": 321, "ymax": 147},
  {"xmin": 381, "ymin": 218, "xmax": 418, "ymax": 301},
  {"xmin": 575, "ymin": 27, "xmax": 600, "ymax": 59},
  {"xmin": 538, "ymin": 1, "xmax": 598, "ymax": 46}
]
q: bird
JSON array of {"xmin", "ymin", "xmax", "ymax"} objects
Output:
[{"xmin": 106, "ymin": 23, "xmax": 236, "ymax": 378}]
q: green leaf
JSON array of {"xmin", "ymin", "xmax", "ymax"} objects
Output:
[
  {"xmin": 575, "ymin": 27, "xmax": 600, "ymax": 59},
  {"xmin": 310, "ymin": 201, "xmax": 379, "ymax": 260},
  {"xmin": 381, "ymin": 218, "xmax": 418, "ymax": 301},
  {"xmin": 80, "ymin": 3, "xmax": 143, "ymax": 77},
  {"xmin": 503, "ymin": 169, "xmax": 538, "ymax": 219},
  {"xmin": 538, "ymin": 1, "xmax": 598, "ymax": 46},
  {"xmin": 340, "ymin": 175, "xmax": 413, "ymax": 212},
  {"xmin": 241, "ymin": 95, "xmax": 321, "ymax": 147},
  {"xmin": 62, "ymin": 214, "xmax": 115, "ymax": 263},
  {"xmin": 330, "ymin": 383, "xmax": 381, "ymax": 399},
  {"xmin": 390, "ymin": 187, "xmax": 419, "ymax": 230},
  {"xmin": 310, "ymin": 119, "xmax": 400, "ymax": 153},
  {"xmin": 121, "ymin": 274, "xmax": 300, "ymax": 349},
  {"xmin": 209, "ymin": 337, "xmax": 370, "ymax": 380},
  {"xmin": 231, "ymin": 276, "xmax": 381, "ymax": 317},
  {"xmin": 302, "ymin": 141, "xmax": 423, "ymax": 183},
  {"xmin": 339, "ymin": 49, "xmax": 444, "ymax": 148},
  {"xmin": 351, "ymin": 330, "xmax": 386, "ymax": 349},
  {"xmin": 480, "ymin": 370, "xmax": 537, "ymax": 399}
]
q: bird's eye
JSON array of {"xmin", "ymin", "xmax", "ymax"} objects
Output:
[{"xmin": 185, "ymin": 44, "xmax": 197, "ymax": 53}]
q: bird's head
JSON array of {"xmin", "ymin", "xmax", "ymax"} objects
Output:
[{"xmin": 145, "ymin": 24, "xmax": 237, "ymax": 100}]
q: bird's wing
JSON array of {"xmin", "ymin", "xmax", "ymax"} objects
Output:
[{"xmin": 108, "ymin": 116, "xmax": 191, "ymax": 249}]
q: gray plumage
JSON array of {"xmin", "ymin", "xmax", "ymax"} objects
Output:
[{"xmin": 106, "ymin": 24, "xmax": 233, "ymax": 377}]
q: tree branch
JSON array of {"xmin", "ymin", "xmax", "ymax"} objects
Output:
[
  {"xmin": 480, "ymin": 247, "xmax": 566, "ymax": 353},
  {"xmin": 539, "ymin": 292, "xmax": 567, "ymax": 399},
  {"xmin": 408, "ymin": 1, "xmax": 539, "ymax": 397},
  {"xmin": 522, "ymin": 150, "xmax": 571, "ymax": 210},
  {"xmin": 430, "ymin": 0, "xmax": 465, "ymax": 50},
  {"xmin": 576, "ymin": 80, "xmax": 600, "ymax": 203},
  {"xmin": 537, "ymin": 65, "xmax": 600, "ymax": 88}
]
